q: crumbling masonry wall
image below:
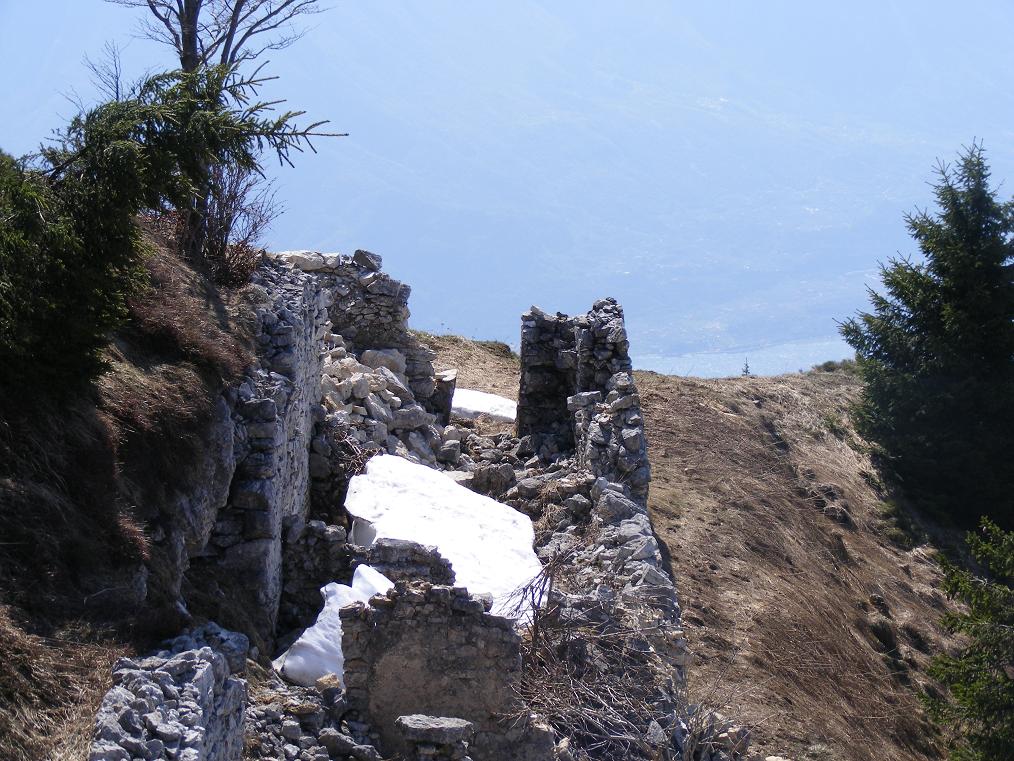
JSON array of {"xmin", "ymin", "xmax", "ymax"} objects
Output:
[
  {"xmin": 517, "ymin": 306, "xmax": 578, "ymax": 454},
  {"xmin": 90, "ymin": 256, "xmax": 726, "ymax": 761},
  {"xmin": 517, "ymin": 297, "xmax": 650, "ymax": 504},
  {"xmin": 340, "ymin": 582, "xmax": 524, "ymax": 761},
  {"xmin": 274, "ymin": 249, "xmax": 442, "ymax": 412},
  {"xmin": 88, "ymin": 647, "xmax": 246, "ymax": 761},
  {"xmin": 279, "ymin": 519, "xmax": 454, "ymax": 634},
  {"xmin": 188, "ymin": 258, "xmax": 330, "ymax": 639}
]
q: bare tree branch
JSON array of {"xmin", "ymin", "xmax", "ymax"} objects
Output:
[
  {"xmin": 106, "ymin": 0, "xmax": 322, "ymax": 70},
  {"xmin": 84, "ymin": 41, "xmax": 126, "ymax": 101}
]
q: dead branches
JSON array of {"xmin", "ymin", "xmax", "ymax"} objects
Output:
[{"xmin": 508, "ymin": 553, "xmax": 686, "ymax": 760}]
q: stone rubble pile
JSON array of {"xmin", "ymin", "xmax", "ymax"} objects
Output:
[
  {"xmin": 316, "ymin": 339, "xmax": 445, "ymax": 465},
  {"xmin": 273, "ymin": 249, "xmax": 445, "ymax": 412},
  {"xmin": 244, "ymin": 674, "xmax": 382, "ymax": 761},
  {"xmin": 88, "ymin": 647, "xmax": 246, "ymax": 761},
  {"xmin": 312, "ymin": 346, "xmax": 510, "ymax": 477}
]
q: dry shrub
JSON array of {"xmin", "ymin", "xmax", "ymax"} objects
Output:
[
  {"xmin": 309, "ymin": 420, "xmax": 379, "ymax": 525},
  {"xmin": 204, "ymin": 163, "xmax": 277, "ymax": 287},
  {"xmin": 509, "ymin": 555, "xmax": 715, "ymax": 761},
  {"xmin": 213, "ymin": 240, "xmax": 264, "ymax": 287},
  {"xmin": 139, "ymin": 206, "xmax": 185, "ymax": 243}
]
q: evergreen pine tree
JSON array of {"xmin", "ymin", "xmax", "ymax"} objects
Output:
[
  {"xmin": 840, "ymin": 144, "xmax": 1014, "ymax": 529},
  {"xmin": 1, "ymin": 66, "xmax": 328, "ymax": 394},
  {"xmin": 924, "ymin": 518, "xmax": 1014, "ymax": 761}
]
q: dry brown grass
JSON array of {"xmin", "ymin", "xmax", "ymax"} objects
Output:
[
  {"xmin": 0, "ymin": 608, "xmax": 133, "ymax": 761},
  {"xmin": 636, "ymin": 370, "xmax": 955, "ymax": 761},
  {"xmin": 127, "ymin": 233, "xmax": 256, "ymax": 381},
  {"xmin": 427, "ymin": 336, "xmax": 960, "ymax": 761},
  {"xmin": 0, "ymin": 396, "xmax": 144, "ymax": 614},
  {"xmin": 412, "ymin": 331, "xmax": 521, "ymax": 400}
]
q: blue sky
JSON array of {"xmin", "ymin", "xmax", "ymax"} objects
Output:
[{"xmin": 3, "ymin": 1, "xmax": 1014, "ymax": 375}]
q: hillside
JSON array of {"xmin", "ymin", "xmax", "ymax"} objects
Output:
[
  {"xmin": 0, "ymin": 266, "xmax": 960, "ymax": 761},
  {"xmin": 425, "ymin": 335, "xmax": 956, "ymax": 761},
  {"xmin": 0, "ymin": 233, "xmax": 257, "ymax": 761}
]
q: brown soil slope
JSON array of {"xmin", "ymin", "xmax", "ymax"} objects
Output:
[{"xmin": 427, "ymin": 335, "xmax": 953, "ymax": 761}]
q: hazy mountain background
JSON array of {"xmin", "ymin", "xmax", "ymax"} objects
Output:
[{"xmin": 4, "ymin": 1, "xmax": 1014, "ymax": 375}]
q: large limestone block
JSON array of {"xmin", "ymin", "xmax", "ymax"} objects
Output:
[
  {"xmin": 274, "ymin": 250, "xmax": 327, "ymax": 271},
  {"xmin": 361, "ymin": 348, "xmax": 408, "ymax": 375}
]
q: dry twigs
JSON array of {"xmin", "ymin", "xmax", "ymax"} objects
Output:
[{"xmin": 507, "ymin": 554, "xmax": 693, "ymax": 760}]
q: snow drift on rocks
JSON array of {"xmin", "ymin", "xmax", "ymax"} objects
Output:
[
  {"xmin": 345, "ymin": 454, "xmax": 541, "ymax": 616},
  {"xmin": 451, "ymin": 388, "xmax": 517, "ymax": 422},
  {"xmin": 273, "ymin": 564, "xmax": 393, "ymax": 687}
]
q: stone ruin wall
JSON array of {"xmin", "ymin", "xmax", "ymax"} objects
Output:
[
  {"xmin": 518, "ymin": 298, "xmax": 651, "ymax": 504},
  {"xmin": 339, "ymin": 583, "xmax": 527, "ymax": 760},
  {"xmin": 326, "ymin": 296, "xmax": 688, "ymax": 761},
  {"xmin": 279, "ymin": 520, "xmax": 454, "ymax": 635},
  {"xmin": 89, "ymin": 625, "xmax": 249, "ymax": 761},
  {"xmin": 90, "ymin": 250, "xmax": 478, "ymax": 761},
  {"xmin": 516, "ymin": 306, "xmax": 578, "ymax": 452},
  {"xmin": 273, "ymin": 248, "xmax": 446, "ymax": 414},
  {"xmin": 185, "ymin": 257, "xmax": 331, "ymax": 639},
  {"xmin": 146, "ymin": 248, "xmax": 448, "ymax": 645},
  {"xmin": 90, "ymin": 251, "xmax": 748, "ymax": 761},
  {"xmin": 517, "ymin": 297, "xmax": 681, "ymax": 645}
]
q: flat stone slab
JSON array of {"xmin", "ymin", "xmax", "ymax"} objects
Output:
[{"xmin": 395, "ymin": 714, "xmax": 475, "ymax": 744}]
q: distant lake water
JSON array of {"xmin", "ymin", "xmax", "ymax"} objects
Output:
[{"xmin": 634, "ymin": 336, "xmax": 853, "ymax": 378}]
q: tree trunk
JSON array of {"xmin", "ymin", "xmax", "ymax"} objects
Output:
[
  {"xmin": 179, "ymin": 0, "xmax": 203, "ymax": 72},
  {"xmin": 179, "ymin": 0, "xmax": 209, "ymax": 264}
]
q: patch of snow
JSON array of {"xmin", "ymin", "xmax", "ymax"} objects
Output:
[
  {"xmin": 345, "ymin": 455, "xmax": 541, "ymax": 617},
  {"xmin": 273, "ymin": 564, "xmax": 393, "ymax": 687},
  {"xmin": 451, "ymin": 387, "xmax": 517, "ymax": 422}
]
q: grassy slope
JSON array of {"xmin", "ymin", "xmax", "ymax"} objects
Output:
[{"xmin": 425, "ymin": 334, "xmax": 955, "ymax": 761}]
